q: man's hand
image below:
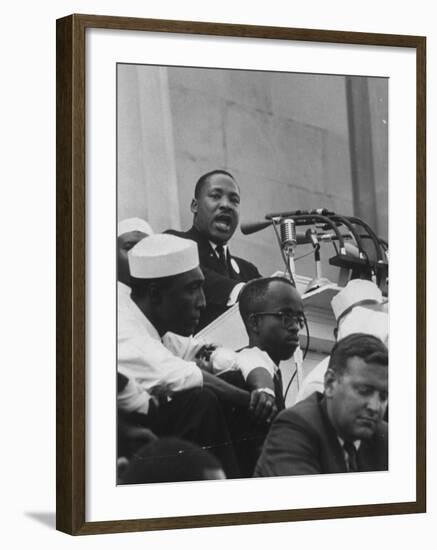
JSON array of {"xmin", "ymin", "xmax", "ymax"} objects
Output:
[
  {"xmin": 249, "ymin": 389, "xmax": 278, "ymax": 424},
  {"xmin": 195, "ymin": 344, "xmax": 217, "ymax": 372}
]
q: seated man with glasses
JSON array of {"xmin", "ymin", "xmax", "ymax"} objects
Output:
[{"xmin": 236, "ymin": 277, "xmax": 305, "ymax": 414}]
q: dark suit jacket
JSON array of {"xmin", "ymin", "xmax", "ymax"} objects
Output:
[
  {"xmin": 166, "ymin": 226, "xmax": 261, "ymax": 330},
  {"xmin": 254, "ymin": 392, "xmax": 388, "ymax": 477}
]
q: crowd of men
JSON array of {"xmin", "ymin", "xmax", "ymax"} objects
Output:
[{"xmin": 117, "ymin": 169, "xmax": 389, "ymax": 484}]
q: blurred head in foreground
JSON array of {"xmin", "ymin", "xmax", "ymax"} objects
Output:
[{"xmin": 119, "ymin": 437, "xmax": 226, "ymax": 484}]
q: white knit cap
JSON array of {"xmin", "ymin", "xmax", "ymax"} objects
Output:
[
  {"xmin": 128, "ymin": 234, "xmax": 199, "ymax": 279},
  {"xmin": 331, "ymin": 279, "xmax": 383, "ymax": 321},
  {"xmin": 117, "ymin": 217, "xmax": 154, "ymax": 237},
  {"xmin": 337, "ymin": 306, "xmax": 389, "ymax": 345}
]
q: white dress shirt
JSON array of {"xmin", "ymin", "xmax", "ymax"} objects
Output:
[
  {"xmin": 235, "ymin": 346, "xmax": 278, "ymax": 381},
  {"xmin": 117, "ymin": 375, "xmax": 152, "ymax": 415},
  {"xmin": 118, "ymin": 288, "xmax": 203, "ymax": 398},
  {"xmin": 295, "ymin": 356, "xmax": 329, "ymax": 404}
]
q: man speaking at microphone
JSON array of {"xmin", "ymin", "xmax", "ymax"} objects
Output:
[{"xmin": 167, "ymin": 170, "xmax": 261, "ymax": 330}]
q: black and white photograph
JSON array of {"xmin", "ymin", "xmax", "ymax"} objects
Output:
[
  {"xmin": 2, "ymin": 0, "xmax": 432, "ymax": 544},
  {"xmin": 116, "ymin": 63, "xmax": 389, "ymax": 485}
]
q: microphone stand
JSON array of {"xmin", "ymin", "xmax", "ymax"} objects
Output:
[
  {"xmin": 305, "ymin": 229, "xmax": 334, "ymax": 293},
  {"xmin": 347, "ymin": 216, "xmax": 388, "ymax": 287},
  {"xmin": 270, "ymin": 217, "xmax": 296, "ymax": 284}
]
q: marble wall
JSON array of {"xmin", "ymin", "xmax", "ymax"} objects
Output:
[{"xmin": 117, "ymin": 64, "xmax": 387, "ymax": 281}]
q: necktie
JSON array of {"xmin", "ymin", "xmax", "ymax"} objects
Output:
[
  {"xmin": 343, "ymin": 440, "xmax": 359, "ymax": 472},
  {"xmin": 273, "ymin": 369, "xmax": 286, "ymax": 411},
  {"xmin": 215, "ymin": 244, "xmax": 229, "ymax": 276}
]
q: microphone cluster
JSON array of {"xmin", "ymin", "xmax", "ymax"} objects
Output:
[{"xmin": 240, "ymin": 208, "xmax": 388, "ymax": 287}]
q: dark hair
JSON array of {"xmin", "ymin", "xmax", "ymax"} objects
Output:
[
  {"xmin": 239, "ymin": 276, "xmax": 297, "ymax": 329},
  {"xmin": 194, "ymin": 169, "xmax": 236, "ymax": 199},
  {"xmin": 328, "ymin": 333, "xmax": 388, "ymax": 376},
  {"xmin": 120, "ymin": 437, "xmax": 222, "ymax": 484}
]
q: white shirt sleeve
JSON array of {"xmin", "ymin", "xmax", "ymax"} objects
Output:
[
  {"xmin": 164, "ymin": 332, "xmax": 239, "ymax": 374},
  {"xmin": 117, "ymin": 371, "xmax": 151, "ymax": 415},
  {"xmin": 162, "ymin": 332, "xmax": 206, "ymax": 361},
  {"xmin": 235, "ymin": 348, "xmax": 276, "ymax": 381},
  {"xmin": 118, "ymin": 332, "xmax": 203, "ymax": 396}
]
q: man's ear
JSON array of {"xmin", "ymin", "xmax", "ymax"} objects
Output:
[
  {"xmin": 324, "ymin": 368, "xmax": 337, "ymax": 398},
  {"xmin": 248, "ymin": 313, "xmax": 260, "ymax": 335},
  {"xmin": 190, "ymin": 198, "xmax": 198, "ymax": 215}
]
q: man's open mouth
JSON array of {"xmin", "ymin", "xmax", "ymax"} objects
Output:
[{"xmin": 214, "ymin": 214, "xmax": 233, "ymax": 231}]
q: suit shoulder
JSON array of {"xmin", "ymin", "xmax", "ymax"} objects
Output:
[
  {"xmin": 232, "ymin": 255, "xmax": 261, "ymax": 277},
  {"xmin": 275, "ymin": 393, "xmax": 324, "ymax": 432},
  {"xmin": 374, "ymin": 420, "xmax": 388, "ymax": 444}
]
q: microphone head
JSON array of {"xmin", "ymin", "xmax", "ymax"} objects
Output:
[
  {"xmin": 280, "ymin": 218, "xmax": 297, "ymax": 250},
  {"xmin": 240, "ymin": 220, "xmax": 272, "ymax": 235}
]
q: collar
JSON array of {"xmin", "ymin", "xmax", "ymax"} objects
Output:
[
  {"xmin": 118, "ymin": 280, "xmax": 131, "ymax": 297},
  {"xmin": 319, "ymin": 396, "xmax": 361, "ymax": 450},
  {"xmin": 189, "ymin": 225, "xmax": 229, "ymax": 252},
  {"xmin": 209, "ymin": 240, "xmax": 228, "ymax": 255},
  {"xmin": 125, "ymin": 296, "xmax": 161, "ymax": 341},
  {"xmin": 337, "ymin": 436, "xmax": 361, "ymax": 451}
]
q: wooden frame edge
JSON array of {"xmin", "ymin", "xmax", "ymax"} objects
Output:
[
  {"xmin": 56, "ymin": 14, "xmax": 86, "ymax": 534},
  {"xmin": 70, "ymin": 501, "xmax": 422, "ymax": 536},
  {"xmin": 415, "ymin": 36, "xmax": 427, "ymax": 514}
]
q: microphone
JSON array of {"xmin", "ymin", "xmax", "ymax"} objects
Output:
[
  {"xmin": 305, "ymin": 227, "xmax": 319, "ymax": 248},
  {"xmin": 280, "ymin": 219, "xmax": 297, "ymax": 252},
  {"xmin": 240, "ymin": 220, "xmax": 272, "ymax": 235},
  {"xmin": 265, "ymin": 209, "xmax": 309, "ymax": 220},
  {"xmin": 304, "ymin": 228, "xmax": 335, "ymax": 293}
]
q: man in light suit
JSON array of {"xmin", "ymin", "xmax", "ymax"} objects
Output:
[
  {"xmin": 255, "ymin": 333, "xmax": 388, "ymax": 477},
  {"xmin": 167, "ymin": 170, "xmax": 261, "ymax": 330}
]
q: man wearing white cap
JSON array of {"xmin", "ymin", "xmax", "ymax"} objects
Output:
[
  {"xmin": 118, "ymin": 233, "xmax": 265, "ymax": 477},
  {"xmin": 295, "ymin": 279, "xmax": 388, "ymax": 403},
  {"xmin": 117, "ymin": 217, "xmax": 154, "ymax": 291},
  {"xmin": 117, "ymin": 218, "xmax": 155, "ymax": 419}
]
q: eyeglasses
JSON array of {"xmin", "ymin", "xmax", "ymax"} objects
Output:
[{"xmin": 253, "ymin": 311, "xmax": 305, "ymax": 329}]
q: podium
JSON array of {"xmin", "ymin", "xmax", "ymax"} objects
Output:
[{"xmin": 198, "ymin": 275, "xmax": 340, "ymax": 406}]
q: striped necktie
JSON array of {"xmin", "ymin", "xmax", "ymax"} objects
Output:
[
  {"xmin": 273, "ymin": 369, "xmax": 286, "ymax": 411},
  {"xmin": 343, "ymin": 440, "xmax": 359, "ymax": 472},
  {"xmin": 215, "ymin": 244, "xmax": 229, "ymax": 276}
]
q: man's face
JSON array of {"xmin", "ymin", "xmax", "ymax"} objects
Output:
[
  {"xmin": 254, "ymin": 282, "xmax": 304, "ymax": 363},
  {"xmin": 325, "ymin": 356, "xmax": 388, "ymax": 441},
  {"xmin": 158, "ymin": 267, "xmax": 206, "ymax": 336},
  {"xmin": 117, "ymin": 230, "xmax": 148, "ymax": 285},
  {"xmin": 191, "ymin": 173, "xmax": 240, "ymax": 244}
]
